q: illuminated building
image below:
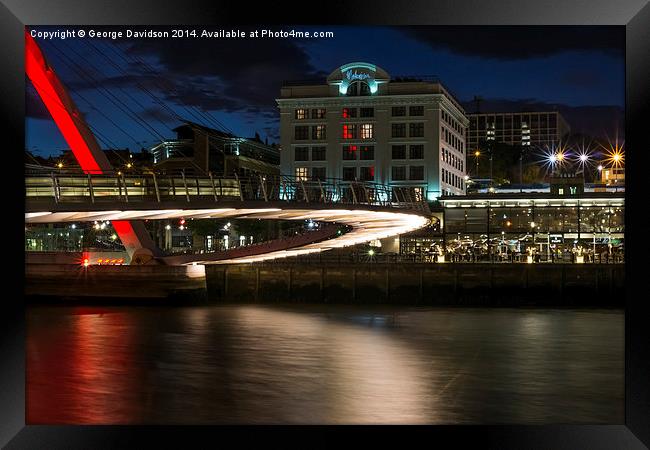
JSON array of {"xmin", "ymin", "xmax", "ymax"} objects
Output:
[
  {"xmin": 467, "ymin": 111, "xmax": 571, "ymax": 150},
  {"xmin": 399, "ymin": 191, "xmax": 624, "ymax": 263},
  {"xmin": 549, "ymin": 173, "xmax": 584, "ymax": 196},
  {"xmin": 600, "ymin": 167, "xmax": 625, "ymax": 186},
  {"xmin": 150, "ymin": 120, "xmax": 280, "ymax": 177},
  {"xmin": 277, "ymin": 62, "xmax": 469, "ymax": 200}
]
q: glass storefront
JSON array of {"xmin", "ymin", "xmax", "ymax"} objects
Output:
[
  {"xmin": 401, "ymin": 196, "xmax": 624, "ymax": 263},
  {"xmin": 25, "ymin": 223, "xmax": 125, "ymax": 252}
]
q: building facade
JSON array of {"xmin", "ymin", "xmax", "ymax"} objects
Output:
[
  {"xmin": 398, "ymin": 191, "xmax": 624, "ymax": 263},
  {"xmin": 600, "ymin": 166, "xmax": 625, "ymax": 187},
  {"xmin": 467, "ymin": 111, "xmax": 571, "ymax": 151},
  {"xmin": 150, "ymin": 121, "xmax": 280, "ymax": 177},
  {"xmin": 277, "ymin": 62, "xmax": 469, "ymax": 199}
]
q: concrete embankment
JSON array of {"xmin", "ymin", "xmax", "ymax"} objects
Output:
[
  {"xmin": 26, "ymin": 261, "xmax": 625, "ymax": 306},
  {"xmin": 26, "ymin": 263, "xmax": 207, "ymax": 302},
  {"xmin": 205, "ymin": 263, "xmax": 625, "ymax": 306}
]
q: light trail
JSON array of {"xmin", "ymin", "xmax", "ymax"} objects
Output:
[{"xmin": 24, "ymin": 207, "xmax": 430, "ymax": 265}]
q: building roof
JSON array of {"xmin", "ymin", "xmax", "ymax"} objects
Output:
[
  {"xmin": 439, "ymin": 191, "xmax": 624, "ymax": 207},
  {"xmin": 280, "ymin": 61, "xmax": 464, "ymax": 113},
  {"xmin": 173, "ymin": 120, "xmax": 235, "ymax": 139}
]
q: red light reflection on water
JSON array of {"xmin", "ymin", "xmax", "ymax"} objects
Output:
[{"xmin": 27, "ymin": 308, "xmax": 141, "ymax": 424}]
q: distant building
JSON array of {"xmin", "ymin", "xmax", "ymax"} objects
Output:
[
  {"xmin": 467, "ymin": 111, "xmax": 571, "ymax": 151},
  {"xmin": 600, "ymin": 167, "xmax": 624, "ymax": 186},
  {"xmin": 397, "ymin": 191, "xmax": 624, "ymax": 263},
  {"xmin": 29, "ymin": 148, "xmax": 153, "ymax": 172},
  {"xmin": 277, "ymin": 62, "xmax": 469, "ymax": 199},
  {"xmin": 149, "ymin": 121, "xmax": 280, "ymax": 177},
  {"xmin": 25, "ymin": 150, "xmax": 51, "ymax": 167},
  {"xmin": 549, "ymin": 173, "xmax": 584, "ymax": 196}
]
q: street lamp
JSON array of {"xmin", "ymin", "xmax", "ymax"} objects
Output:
[
  {"xmin": 474, "ymin": 150, "xmax": 481, "ymax": 177},
  {"xmin": 597, "ymin": 164, "xmax": 603, "ymax": 185},
  {"xmin": 578, "ymin": 153, "xmax": 589, "ymax": 184}
]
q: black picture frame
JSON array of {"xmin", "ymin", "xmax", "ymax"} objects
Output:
[{"xmin": 2, "ymin": 0, "xmax": 649, "ymax": 447}]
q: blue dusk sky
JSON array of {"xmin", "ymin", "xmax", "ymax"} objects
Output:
[{"xmin": 26, "ymin": 25, "xmax": 624, "ymax": 156}]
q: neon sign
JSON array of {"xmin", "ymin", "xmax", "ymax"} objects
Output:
[
  {"xmin": 336, "ymin": 63, "xmax": 380, "ymax": 95},
  {"xmin": 345, "ymin": 70, "xmax": 371, "ymax": 81}
]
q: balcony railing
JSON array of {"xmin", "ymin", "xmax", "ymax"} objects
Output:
[{"xmin": 25, "ymin": 168, "xmax": 430, "ymax": 213}]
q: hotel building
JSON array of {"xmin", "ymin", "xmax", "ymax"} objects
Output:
[{"xmin": 277, "ymin": 62, "xmax": 469, "ymax": 199}]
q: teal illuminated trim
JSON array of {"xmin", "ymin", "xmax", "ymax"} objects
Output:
[{"xmin": 339, "ymin": 62, "xmax": 377, "ymax": 73}]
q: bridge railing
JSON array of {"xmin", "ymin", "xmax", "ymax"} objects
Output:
[{"xmin": 25, "ymin": 169, "xmax": 430, "ymax": 213}]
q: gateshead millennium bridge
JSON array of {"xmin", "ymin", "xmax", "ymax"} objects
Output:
[{"xmin": 25, "ymin": 169, "xmax": 431, "ymax": 265}]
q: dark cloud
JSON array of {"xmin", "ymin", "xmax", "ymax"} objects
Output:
[
  {"xmin": 139, "ymin": 106, "xmax": 178, "ymax": 124},
  {"xmin": 401, "ymin": 26, "xmax": 624, "ymax": 60},
  {"xmin": 28, "ymin": 26, "xmax": 624, "ymax": 154},
  {"xmin": 461, "ymin": 98, "xmax": 624, "ymax": 139},
  {"xmin": 47, "ymin": 29, "xmax": 324, "ymax": 131},
  {"xmin": 121, "ymin": 29, "xmax": 325, "ymax": 114},
  {"xmin": 560, "ymin": 68, "xmax": 603, "ymax": 88}
]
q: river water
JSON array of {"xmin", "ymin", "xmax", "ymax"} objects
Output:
[{"xmin": 26, "ymin": 305, "xmax": 623, "ymax": 424}]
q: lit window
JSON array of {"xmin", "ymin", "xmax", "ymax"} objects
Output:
[
  {"xmin": 312, "ymin": 125, "xmax": 326, "ymax": 140},
  {"xmin": 342, "ymin": 108, "xmax": 357, "ymax": 118},
  {"xmin": 295, "ymin": 109, "xmax": 308, "ymax": 120},
  {"xmin": 361, "ymin": 123, "xmax": 374, "ymax": 139},
  {"xmin": 342, "ymin": 124, "xmax": 357, "ymax": 139},
  {"xmin": 295, "ymin": 167, "xmax": 308, "ymax": 181}
]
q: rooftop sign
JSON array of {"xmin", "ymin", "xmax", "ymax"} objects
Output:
[{"xmin": 327, "ymin": 62, "xmax": 390, "ymax": 95}]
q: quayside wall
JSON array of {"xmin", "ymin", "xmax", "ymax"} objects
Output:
[
  {"xmin": 205, "ymin": 263, "xmax": 625, "ymax": 306},
  {"xmin": 25, "ymin": 261, "xmax": 625, "ymax": 306}
]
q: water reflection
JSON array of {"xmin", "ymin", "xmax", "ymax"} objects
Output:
[{"xmin": 27, "ymin": 305, "xmax": 623, "ymax": 424}]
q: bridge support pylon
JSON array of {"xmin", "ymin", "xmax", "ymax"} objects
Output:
[{"xmin": 25, "ymin": 29, "xmax": 161, "ymax": 264}]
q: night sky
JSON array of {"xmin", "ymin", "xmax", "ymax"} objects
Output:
[{"xmin": 26, "ymin": 25, "xmax": 625, "ymax": 157}]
